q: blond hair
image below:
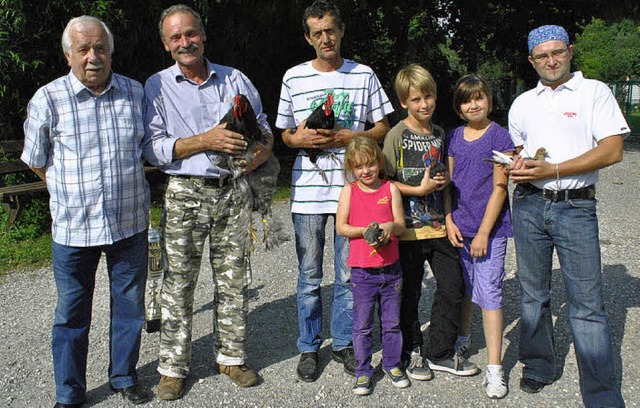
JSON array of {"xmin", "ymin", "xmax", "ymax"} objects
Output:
[
  {"xmin": 344, "ymin": 136, "xmax": 384, "ymax": 179},
  {"xmin": 394, "ymin": 63, "xmax": 437, "ymax": 102}
]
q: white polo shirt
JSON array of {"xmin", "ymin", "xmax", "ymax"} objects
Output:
[{"xmin": 509, "ymin": 71, "xmax": 630, "ymax": 190}]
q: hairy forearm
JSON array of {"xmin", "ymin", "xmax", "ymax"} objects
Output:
[
  {"xmin": 558, "ymin": 135, "xmax": 623, "ymax": 178},
  {"xmin": 361, "ymin": 117, "xmax": 390, "ymax": 142},
  {"xmin": 172, "ymin": 134, "xmax": 207, "ymax": 160},
  {"xmin": 281, "ymin": 128, "xmax": 299, "ymax": 148}
]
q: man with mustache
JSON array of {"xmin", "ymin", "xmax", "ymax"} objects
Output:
[
  {"xmin": 22, "ymin": 16, "xmax": 151, "ymax": 407},
  {"xmin": 143, "ymin": 4, "xmax": 272, "ymax": 400}
]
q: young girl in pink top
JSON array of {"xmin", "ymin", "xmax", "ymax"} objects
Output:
[{"xmin": 336, "ymin": 136, "xmax": 406, "ymax": 396}]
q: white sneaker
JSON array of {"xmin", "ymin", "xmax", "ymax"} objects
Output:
[{"xmin": 483, "ymin": 366, "xmax": 508, "ymax": 399}]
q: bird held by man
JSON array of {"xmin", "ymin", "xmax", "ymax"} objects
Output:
[
  {"xmin": 303, "ymin": 93, "xmax": 335, "ymax": 182},
  {"xmin": 483, "ymin": 147, "xmax": 546, "ymax": 165},
  {"xmin": 219, "ymin": 94, "xmax": 285, "ymax": 250}
]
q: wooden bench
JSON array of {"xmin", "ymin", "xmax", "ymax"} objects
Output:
[
  {"xmin": 0, "ymin": 181, "xmax": 48, "ymax": 229},
  {"xmin": 0, "ymin": 160, "xmax": 30, "ymax": 177}
]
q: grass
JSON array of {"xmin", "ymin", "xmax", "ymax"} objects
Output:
[
  {"xmin": 0, "ymin": 233, "xmax": 52, "ymax": 274},
  {"xmin": 0, "ymin": 199, "xmax": 53, "ymax": 275},
  {"xmin": 0, "ymin": 180, "xmax": 293, "ymax": 276}
]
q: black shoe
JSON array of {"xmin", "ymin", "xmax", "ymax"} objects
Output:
[
  {"xmin": 428, "ymin": 352, "xmax": 479, "ymax": 376},
  {"xmin": 331, "ymin": 348, "xmax": 356, "ymax": 376},
  {"xmin": 110, "ymin": 383, "xmax": 152, "ymax": 404},
  {"xmin": 297, "ymin": 352, "xmax": 319, "ymax": 382},
  {"xmin": 520, "ymin": 377, "xmax": 546, "ymax": 394},
  {"xmin": 54, "ymin": 403, "xmax": 86, "ymax": 408}
]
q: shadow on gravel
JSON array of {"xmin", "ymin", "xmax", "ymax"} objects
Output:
[
  {"xmin": 85, "ymin": 262, "xmax": 636, "ymax": 403},
  {"xmin": 623, "ymin": 139, "xmax": 640, "ymax": 152},
  {"xmin": 477, "ymin": 263, "xmax": 638, "ymax": 390},
  {"xmin": 602, "ymin": 264, "xmax": 639, "ymax": 388}
]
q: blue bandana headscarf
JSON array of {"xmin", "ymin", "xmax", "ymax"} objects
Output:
[{"xmin": 527, "ymin": 25, "xmax": 569, "ymax": 54}]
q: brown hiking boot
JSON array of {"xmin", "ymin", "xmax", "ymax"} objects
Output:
[
  {"xmin": 218, "ymin": 364, "xmax": 260, "ymax": 387},
  {"xmin": 157, "ymin": 375, "xmax": 184, "ymax": 400}
]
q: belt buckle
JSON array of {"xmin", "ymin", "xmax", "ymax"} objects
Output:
[
  {"xmin": 204, "ymin": 177, "xmax": 226, "ymax": 187},
  {"xmin": 552, "ymin": 190, "xmax": 560, "ymax": 202}
]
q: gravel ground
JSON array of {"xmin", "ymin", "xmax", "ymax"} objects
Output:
[{"xmin": 1, "ymin": 142, "xmax": 639, "ymax": 408}]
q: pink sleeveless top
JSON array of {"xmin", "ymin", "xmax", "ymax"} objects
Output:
[{"xmin": 347, "ymin": 180, "xmax": 400, "ymax": 268}]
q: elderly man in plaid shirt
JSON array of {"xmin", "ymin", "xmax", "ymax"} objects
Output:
[{"xmin": 21, "ymin": 16, "xmax": 151, "ymax": 408}]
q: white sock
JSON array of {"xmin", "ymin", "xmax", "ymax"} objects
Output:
[{"xmin": 486, "ymin": 364, "xmax": 502, "ymax": 373}]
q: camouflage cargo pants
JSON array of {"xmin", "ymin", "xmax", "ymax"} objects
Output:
[{"xmin": 158, "ymin": 176, "xmax": 251, "ymax": 378}]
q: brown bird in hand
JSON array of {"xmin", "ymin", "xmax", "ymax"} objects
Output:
[{"xmin": 530, "ymin": 147, "xmax": 547, "ymax": 161}]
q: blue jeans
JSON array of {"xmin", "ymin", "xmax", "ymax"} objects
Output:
[
  {"xmin": 352, "ymin": 262, "xmax": 403, "ymax": 377},
  {"xmin": 512, "ymin": 185, "xmax": 624, "ymax": 408},
  {"xmin": 292, "ymin": 213, "xmax": 352, "ymax": 352},
  {"xmin": 51, "ymin": 231, "xmax": 147, "ymax": 404}
]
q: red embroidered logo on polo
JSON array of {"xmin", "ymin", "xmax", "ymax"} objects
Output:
[{"xmin": 564, "ymin": 112, "xmax": 577, "ymax": 118}]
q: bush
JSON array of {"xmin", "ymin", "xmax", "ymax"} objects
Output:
[{"xmin": 0, "ymin": 201, "xmax": 52, "ymax": 274}]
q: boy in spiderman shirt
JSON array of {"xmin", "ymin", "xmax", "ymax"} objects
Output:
[{"xmin": 382, "ymin": 64, "xmax": 478, "ymax": 381}]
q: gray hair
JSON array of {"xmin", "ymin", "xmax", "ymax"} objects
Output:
[
  {"xmin": 158, "ymin": 4, "xmax": 205, "ymax": 40},
  {"xmin": 61, "ymin": 16, "xmax": 114, "ymax": 56}
]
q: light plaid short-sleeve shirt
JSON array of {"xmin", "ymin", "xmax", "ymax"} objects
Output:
[{"xmin": 22, "ymin": 72, "xmax": 150, "ymax": 246}]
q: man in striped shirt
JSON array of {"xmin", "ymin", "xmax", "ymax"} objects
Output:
[
  {"xmin": 276, "ymin": 0, "xmax": 393, "ymax": 382},
  {"xmin": 22, "ymin": 16, "xmax": 150, "ymax": 408}
]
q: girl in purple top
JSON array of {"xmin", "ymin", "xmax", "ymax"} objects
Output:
[{"xmin": 445, "ymin": 75, "xmax": 514, "ymax": 399}]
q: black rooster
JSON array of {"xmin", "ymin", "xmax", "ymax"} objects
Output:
[
  {"xmin": 219, "ymin": 94, "xmax": 285, "ymax": 249},
  {"xmin": 220, "ymin": 94, "xmax": 267, "ymax": 179},
  {"xmin": 303, "ymin": 93, "xmax": 335, "ymax": 182}
]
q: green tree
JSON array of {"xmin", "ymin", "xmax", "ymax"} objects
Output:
[
  {"xmin": 0, "ymin": 0, "xmax": 126, "ymax": 140},
  {"xmin": 573, "ymin": 18, "xmax": 640, "ymax": 81}
]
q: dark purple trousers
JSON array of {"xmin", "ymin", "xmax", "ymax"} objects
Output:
[{"xmin": 351, "ymin": 261, "xmax": 403, "ymax": 377}]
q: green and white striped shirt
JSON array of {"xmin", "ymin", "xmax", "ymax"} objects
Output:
[{"xmin": 276, "ymin": 59, "xmax": 393, "ymax": 214}]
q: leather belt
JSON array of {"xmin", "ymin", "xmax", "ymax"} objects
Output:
[
  {"xmin": 525, "ymin": 183, "xmax": 596, "ymax": 202},
  {"xmin": 171, "ymin": 174, "xmax": 229, "ymax": 187},
  {"xmin": 367, "ymin": 262, "xmax": 401, "ymax": 275}
]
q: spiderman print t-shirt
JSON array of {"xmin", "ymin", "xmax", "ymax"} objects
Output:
[{"xmin": 382, "ymin": 121, "xmax": 447, "ymax": 240}]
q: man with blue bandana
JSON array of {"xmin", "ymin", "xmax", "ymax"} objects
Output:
[{"xmin": 508, "ymin": 25, "xmax": 627, "ymax": 406}]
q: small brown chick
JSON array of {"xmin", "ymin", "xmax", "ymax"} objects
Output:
[{"xmin": 532, "ymin": 147, "xmax": 547, "ymax": 161}]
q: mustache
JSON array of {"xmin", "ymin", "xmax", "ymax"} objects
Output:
[
  {"xmin": 86, "ymin": 62, "xmax": 104, "ymax": 70},
  {"xmin": 177, "ymin": 43, "xmax": 199, "ymax": 54}
]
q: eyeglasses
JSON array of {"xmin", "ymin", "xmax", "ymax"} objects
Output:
[{"xmin": 531, "ymin": 48, "xmax": 569, "ymax": 62}]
